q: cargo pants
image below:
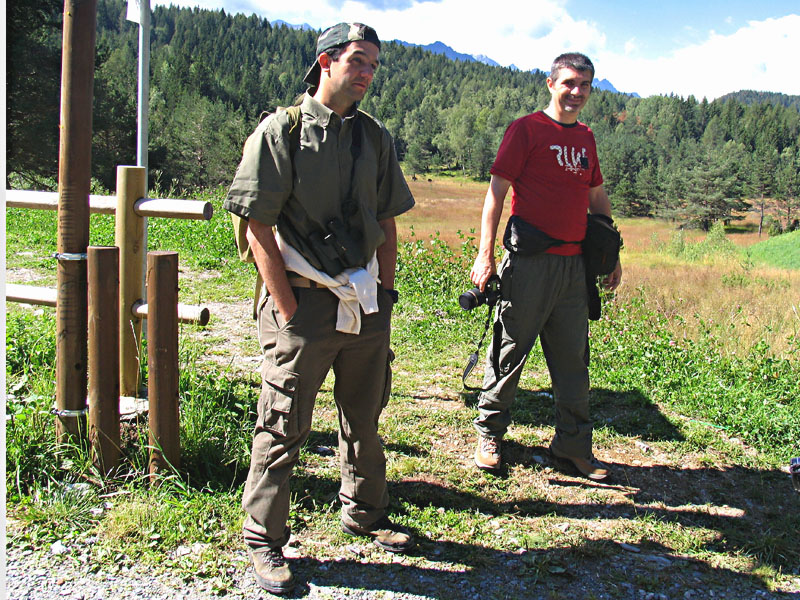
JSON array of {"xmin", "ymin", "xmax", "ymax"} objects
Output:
[
  {"xmin": 242, "ymin": 284, "xmax": 394, "ymax": 551},
  {"xmin": 474, "ymin": 252, "xmax": 593, "ymax": 459}
]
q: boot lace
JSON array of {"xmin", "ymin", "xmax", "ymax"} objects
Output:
[{"xmin": 480, "ymin": 437, "xmax": 499, "ymax": 456}]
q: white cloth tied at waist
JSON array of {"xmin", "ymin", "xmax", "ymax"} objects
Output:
[{"xmin": 276, "ymin": 232, "xmax": 379, "ymax": 334}]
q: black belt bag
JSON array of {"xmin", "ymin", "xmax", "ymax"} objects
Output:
[
  {"xmin": 501, "ymin": 214, "xmax": 621, "ymax": 321},
  {"xmin": 503, "ymin": 215, "xmax": 578, "ymax": 255},
  {"xmin": 582, "ymin": 214, "xmax": 621, "ymax": 277},
  {"xmin": 502, "ymin": 214, "xmax": 621, "ymax": 277}
]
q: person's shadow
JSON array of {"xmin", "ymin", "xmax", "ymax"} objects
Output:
[
  {"xmin": 221, "ymin": 384, "xmax": 798, "ymax": 598},
  {"xmin": 263, "ymin": 455, "xmax": 798, "ymax": 599}
]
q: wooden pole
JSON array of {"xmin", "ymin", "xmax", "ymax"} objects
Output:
[
  {"xmin": 116, "ymin": 166, "xmax": 146, "ymax": 397},
  {"xmin": 88, "ymin": 247, "xmax": 120, "ymax": 474},
  {"xmin": 5, "ymin": 285, "xmax": 58, "ymax": 306},
  {"xmin": 55, "ymin": 0, "xmax": 98, "ymax": 441},
  {"xmin": 6, "ymin": 191, "xmax": 117, "ymax": 214},
  {"xmin": 147, "ymin": 251, "xmax": 180, "ymax": 480}
]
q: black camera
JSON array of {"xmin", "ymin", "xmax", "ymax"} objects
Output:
[{"xmin": 459, "ymin": 275, "xmax": 501, "ymax": 311}]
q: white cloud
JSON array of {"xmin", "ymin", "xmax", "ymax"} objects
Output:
[
  {"xmin": 596, "ymin": 15, "xmax": 800, "ymax": 99},
  {"xmin": 165, "ymin": 0, "xmax": 608, "ymax": 72},
  {"xmin": 154, "ymin": 2, "xmax": 799, "ymax": 99}
]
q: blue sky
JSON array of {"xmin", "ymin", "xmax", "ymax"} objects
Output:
[{"xmin": 153, "ymin": 0, "xmax": 799, "ymax": 100}]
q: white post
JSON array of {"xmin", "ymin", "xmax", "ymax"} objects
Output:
[
  {"xmin": 136, "ymin": 0, "xmax": 150, "ymax": 174},
  {"xmin": 127, "ymin": 0, "xmax": 152, "ymax": 325}
]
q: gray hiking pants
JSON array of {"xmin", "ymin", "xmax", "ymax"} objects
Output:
[
  {"xmin": 474, "ymin": 252, "xmax": 593, "ymax": 459},
  {"xmin": 242, "ymin": 284, "xmax": 394, "ymax": 551}
]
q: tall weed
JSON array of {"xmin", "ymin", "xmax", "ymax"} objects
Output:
[
  {"xmin": 6, "ymin": 309, "xmax": 60, "ymax": 498},
  {"xmin": 662, "ymin": 221, "xmax": 738, "ymax": 262},
  {"xmin": 177, "ymin": 340, "xmax": 257, "ymax": 489},
  {"xmin": 394, "ymin": 228, "xmax": 485, "ymax": 356},
  {"xmin": 591, "ymin": 291, "xmax": 800, "ymax": 462}
]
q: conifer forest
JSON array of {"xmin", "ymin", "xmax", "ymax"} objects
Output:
[{"xmin": 7, "ymin": 0, "xmax": 800, "ymax": 230}]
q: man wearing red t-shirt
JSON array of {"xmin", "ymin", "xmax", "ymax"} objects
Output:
[{"xmin": 470, "ymin": 52, "xmax": 622, "ymax": 480}]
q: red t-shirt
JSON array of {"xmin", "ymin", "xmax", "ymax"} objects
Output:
[{"xmin": 490, "ymin": 111, "xmax": 603, "ymax": 256}]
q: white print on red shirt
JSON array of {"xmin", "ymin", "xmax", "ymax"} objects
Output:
[{"xmin": 549, "ymin": 145, "xmax": 588, "ymax": 175}]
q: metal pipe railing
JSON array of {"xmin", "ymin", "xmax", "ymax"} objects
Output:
[
  {"xmin": 7, "ymin": 284, "xmax": 209, "ymax": 326},
  {"xmin": 6, "ymin": 190, "xmax": 212, "ymax": 220}
]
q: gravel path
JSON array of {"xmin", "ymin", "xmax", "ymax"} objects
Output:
[
  {"xmin": 5, "ymin": 545, "xmax": 434, "ymax": 600},
  {"xmin": 6, "ymin": 532, "xmax": 798, "ymax": 600}
]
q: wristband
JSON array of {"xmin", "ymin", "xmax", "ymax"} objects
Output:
[{"xmin": 385, "ymin": 288, "xmax": 399, "ymax": 304}]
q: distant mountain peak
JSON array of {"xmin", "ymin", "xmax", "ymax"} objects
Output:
[
  {"xmin": 273, "ymin": 22, "xmax": 638, "ymax": 96},
  {"xmin": 593, "ymin": 78, "xmax": 618, "ymax": 94},
  {"xmin": 394, "ymin": 39, "xmax": 483, "ymax": 65},
  {"xmin": 473, "ymin": 54, "xmax": 501, "ymax": 68},
  {"xmin": 272, "ymin": 19, "xmax": 314, "ymax": 31}
]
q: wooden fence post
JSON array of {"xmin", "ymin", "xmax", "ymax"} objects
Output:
[
  {"xmin": 116, "ymin": 166, "xmax": 146, "ymax": 398},
  {"xmin": 54, "ymin": 0, "xmax": 98, "ymax": 441},
  {"xmin": 147, "ymin": 251, "xmax": 180, "ymax": 480},
  {"xmin": 88, "ymin": 247, "xmax": 120, "ymax": 474}
]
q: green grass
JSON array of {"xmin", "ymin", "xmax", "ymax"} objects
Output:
[
  {"xmin": 589, "ymin": 293, "xmax": 800, "ymax": 464},
  {"xmin": 651, "ymin": 220, "xmax": 740, "ymax": 264},
  {"xmin": 746, "ymin": 229, "xmax": 800, "ymax": 270},
  {"xmin": 6, "ymin": 213, "xmax": 800, "ymax": 596}
]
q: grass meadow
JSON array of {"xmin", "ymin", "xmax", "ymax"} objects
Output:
[{"xmin": 5, "ymin": 178, "xmax": 800, "ymax": 598}]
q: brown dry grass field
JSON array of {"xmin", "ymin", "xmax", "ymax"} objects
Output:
[
  {"xmin": 400, "ymin": 178, "xmax": 493, "ymax": 244},
  {"xmin": 399, "ymin": 177, "xmax": 800, "ymax": 358}
]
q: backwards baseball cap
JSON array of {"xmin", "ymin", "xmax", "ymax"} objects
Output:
[{"xmin": 303, "ymin": 22, "xmax": 381, "ymax": 92}]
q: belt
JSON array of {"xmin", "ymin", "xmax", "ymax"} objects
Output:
[{"xmin": 287, "ymin": 274, "xmax": 324, "ymax": 288}]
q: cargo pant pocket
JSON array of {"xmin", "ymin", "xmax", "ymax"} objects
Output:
[
  {"xmin": 380, "ymin": 348, "xmax": 395, "ymax": 409},
  {"xmin": 258, "ymin": 360, "xmax": 300, "ymax": 438}
]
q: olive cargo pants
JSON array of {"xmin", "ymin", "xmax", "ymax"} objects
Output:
[
  {"xmin": 474, "ymin": 252, "xmax": 594, "ymax": 459},
  {"xmin": 242, "ymin": 285, "xmax": 394, "ymax": 551}
]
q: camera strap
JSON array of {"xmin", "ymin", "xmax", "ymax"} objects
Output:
[{"xmin": 462, "ymin": 306, "xmax": 503, "ymax": 392}]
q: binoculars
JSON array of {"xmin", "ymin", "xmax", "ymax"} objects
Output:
[{"xmin": 308, "ymin": 217, "xmax": 362, "ymax": 277}]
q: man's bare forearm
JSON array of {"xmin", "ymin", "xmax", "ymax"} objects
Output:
[
  {"xmin": 246, "ymin": 219, "xmax": 297, "ymax": 320},
  {"xmin": 376, "ymin": 217, "xmax": 398, "ymax": 290},
  {"xmin": 471, "ymin": 175, "xmax": 511, "ymax": 289}
]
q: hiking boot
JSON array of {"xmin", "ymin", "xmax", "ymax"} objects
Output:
[
  {"xmin": 250, "ymin": 547, "xmax": 295, "ymax": 595},
  {"xmin": 550, "ymin": 445, "xmax": 610, "ymax": 481},
  {"xmin": 474, "ymin": 436, "xmax": 502, "ymax": 471},
  {"xmin": 342, "ymin": 516, "xmax": 415, "ymax": 553}
]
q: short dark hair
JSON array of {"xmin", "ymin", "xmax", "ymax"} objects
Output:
[
  {"xmin": 323, "ymin": 46, "xmax": 345, "ymax": 61},
  {"xmin": 550, "ymin": 53, "xmax": 595, "ymax": 82}
]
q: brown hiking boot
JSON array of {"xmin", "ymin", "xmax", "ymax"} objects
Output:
[
  {"xmin": 550, "ymin": 445, "xmax": 610, "ymax": 481},
  {"xmin": 250, "ymin": 547, "xmax": 295, "ymax": 595},
  {"xmin": 342, "ymin": 516, "xmax": 415, "ymax": 553},
  {"xmin": 475, "ymin": 436, "xmax": 502, "ymax": 471}
]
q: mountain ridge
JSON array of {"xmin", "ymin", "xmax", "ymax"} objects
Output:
[{"xmin": 277, "ymin": 22, "xmax": 637, "ymax": 96}]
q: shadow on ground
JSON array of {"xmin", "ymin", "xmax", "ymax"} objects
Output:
[
  {"xmin": 269, "ymin": 534, "xmax": 794, "ymax": 599},
  {"xmin": 284, "ymin": 452, "xmax": 798, "ymax": 599}
]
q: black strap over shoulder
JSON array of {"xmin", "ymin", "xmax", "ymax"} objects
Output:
[{"xmin": 341, "ymin": 117, "xmax": 363, "ymax": 221}]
